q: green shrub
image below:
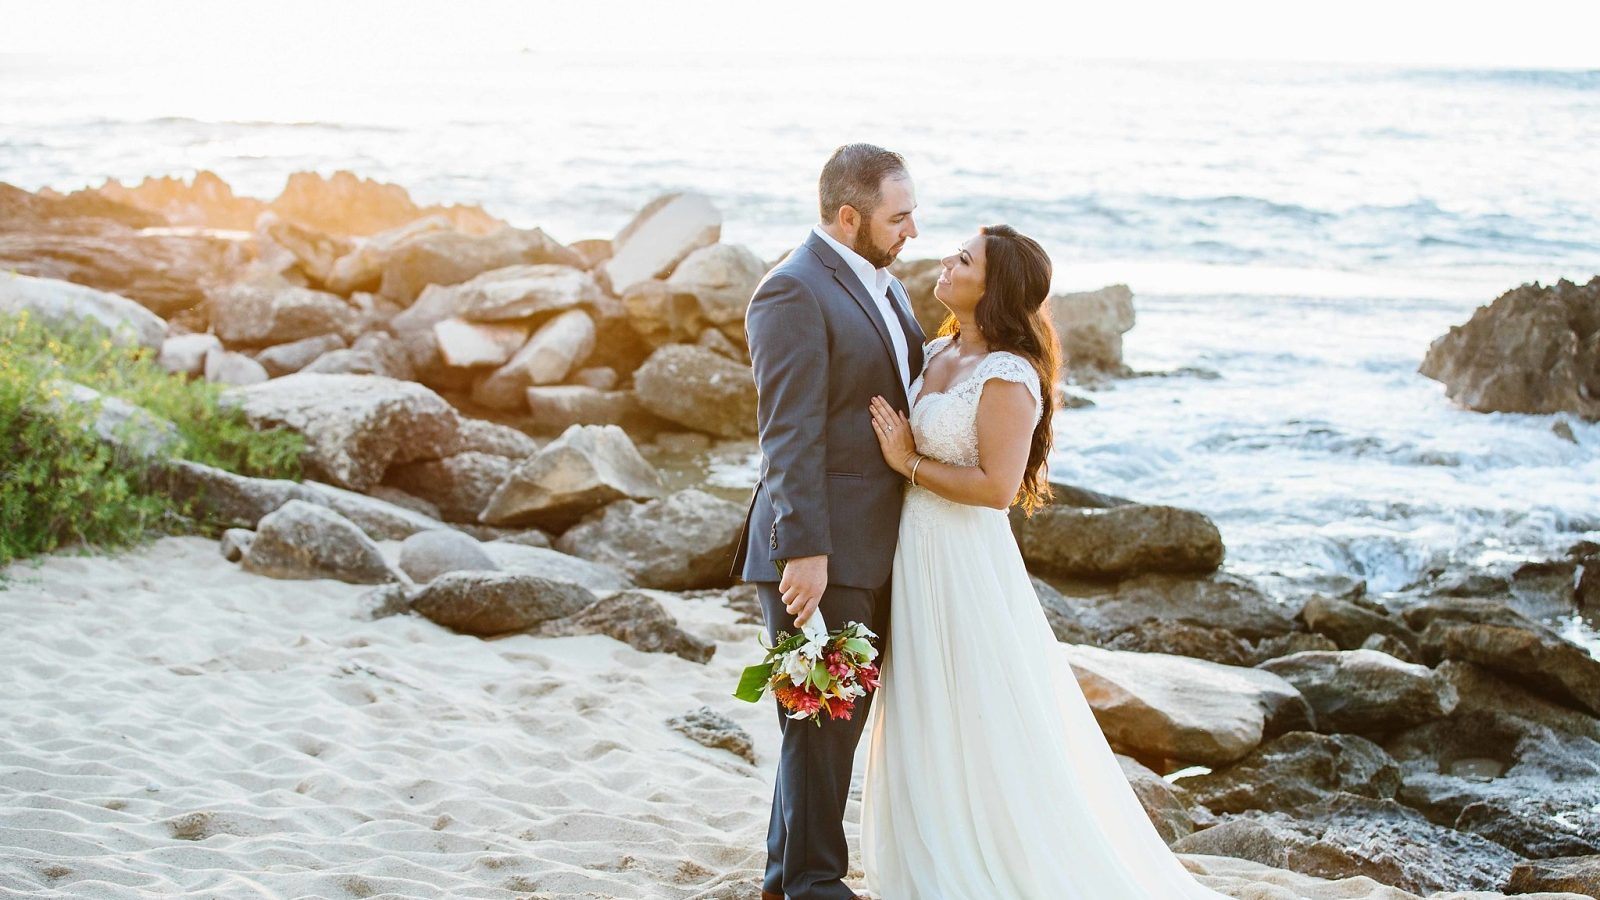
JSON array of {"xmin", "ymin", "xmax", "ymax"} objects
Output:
[{"xmin": 0, "ymin": 310, "xmax": 303, "ymax": 567}]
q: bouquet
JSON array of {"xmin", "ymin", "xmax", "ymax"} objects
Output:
[{"xmin": 733, "ymin": 610, "xmax": 881, "ymax": 725}]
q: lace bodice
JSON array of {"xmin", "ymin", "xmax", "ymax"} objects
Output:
[{"xmin": 908, "ymin": 336, "xmax": 1043, "ymax": 468}]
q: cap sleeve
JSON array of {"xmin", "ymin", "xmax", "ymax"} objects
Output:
[{"xmin": 979, "ymin": 352, "xmax": 1044, "ymax": 420}]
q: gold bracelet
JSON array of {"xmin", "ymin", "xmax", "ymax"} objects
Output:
[{"xmin": 910, "ymin": 454, "xmax": 925, "ymax": 486}]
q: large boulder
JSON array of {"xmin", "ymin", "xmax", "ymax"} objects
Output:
[
  {"xmin": 602, "ymin": 192, "xmax": 721, "ymax": 293},
  {"xmin": 267, "ymin": 170, "xmax": 503, "ymax": 238},
  {"xmin": 207, "ymin": 281, "xmax": 363, "ymax": 347},
  {"xmin": 554, "ymin": 489, "xmax": 744, "ymax": 590},
  {"xmin": 377, "ymin": 227, "xmax": 582, "ymax": 306},
  {"xmin": 540, "ymin": 591, "xmax": 715, "ymax": 663},
  {"xmin": 0, "ymin": 227, "xmax": 241, "ymax": 318},
  {"xmin": 240, "ymin": 500, "xmax": 397, "ymax": 584},
  {"xmin": 385, "ymin": 452, "xmax": 515, "ymax": 523},
  {"xmin": 1011, "ymin": 504, "xmax": 1224, "ymax": 580},
  {"xmin": 471, "ymin": 308, "xmax": 596, "ymax": 410},
  {"xmin": 479, "ymin": 424, "xmax": 664, "ymax": 529},
  {"xmin": 1060, "ymin": 643, "xmax": 1311, "ymax": 768},
  {"xmin": 1051, "ymin": 284, "xmax": 1136, "ymax": 376},
  {"xmin": 222, "ymin": 374, "xmax": 461, "ymax": 492},
  {"xmin": 323, "ymin": 215, "xmax": 454, "ymax": 295},
  {"xmin": 632, "ymin": 343, "xmax": 757, "ymax": 438},
  {"xmin": 1069, "ymin": 572, "xmax": 1298, "ymax": 642},
  {"xmin": 410, "ymin": 571, "xmax": 595, "ymax": 637},
  {"xmin": 1418, "ymin": 617, "xmax": 1600, "ymax": 716},
  {"xmin": 0, "ymin": 272, "xmax": 166, "ymax": 349},
  {"xmin": 397, "ymin": 529, "xmax": 498, "ymax": 583},
  {"xmin": 144, "ymin": 459, "xmax": 323, "ymax": 529},
  {"xmin": 480, "ymin": 541, "xmax": 633, "ymax": 591},
  {"xmin": 664, "ymin": 242, "xmax": 766, "ymax": 336},
  {"xmin": 1419, "ymin": 277, "xmax": 1600, "ymax": 420},
  {"xmin": 1175, "ymin": 731, "xmax": 1402, "ymax": 815},
  {"xmin": 621, "ymin": 280, "xmax": 708, "ymax": 348},
  {"xmin": 1257, "ymin": 649, "xmax": 1457, "ymax": 735}
]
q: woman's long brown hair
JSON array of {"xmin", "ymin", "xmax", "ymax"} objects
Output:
[{"xmin": 937, "ymin": 224, "xmax": 1061, "ymax": 514}]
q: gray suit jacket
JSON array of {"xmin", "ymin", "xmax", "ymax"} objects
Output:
[{"xmin": 730, "ymin": 230, "xmax": 927, "ymax": 589}]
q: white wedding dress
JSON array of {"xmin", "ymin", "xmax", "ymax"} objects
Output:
[{"xmin": 861, "ymin": 338, "xmax": 1235, "ymax": 899}]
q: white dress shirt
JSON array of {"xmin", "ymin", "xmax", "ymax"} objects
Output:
[{"xmin": 812, "ymin": 225, "xmax": 912, "ymax": 391}]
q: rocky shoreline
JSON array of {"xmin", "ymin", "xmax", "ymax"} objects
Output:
[{"xmin": 2, "ymin": 170, "xmax": 1597, "ymax": 898}]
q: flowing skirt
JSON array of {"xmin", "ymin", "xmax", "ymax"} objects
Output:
[{"xmin": 861, "ymin": 487, "xmax": 1235, "ymax": 899}]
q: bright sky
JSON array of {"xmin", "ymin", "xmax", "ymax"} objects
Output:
[{"xmin": 4, "ymin": 0, "xmax": 1598, "ymax": 68}]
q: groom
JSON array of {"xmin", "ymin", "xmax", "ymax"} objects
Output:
[{"xmin": 730, "ymin": 143, "xmax": 926, "ymax": 900}]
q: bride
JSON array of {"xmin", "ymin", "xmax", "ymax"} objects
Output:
[{"xmin": 861, "ymin": 224, "xmax": 1236, "ymax": 899}]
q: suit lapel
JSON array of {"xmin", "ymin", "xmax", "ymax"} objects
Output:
[
  {"xmin": 887, "ymin": 278, "xmax": 927, "ymax": 380},
  {"xmin": 803, "ymin": 232, "xmax": 906, "ymax": 399}
]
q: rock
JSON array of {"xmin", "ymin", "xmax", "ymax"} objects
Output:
[
  {"xmin": 1507, "ymin": 856, "xmax": 1600, "ymax": 897},
  {"xmin": 1420, "ymin": 277, "xmax": 1600, "ymax": 420},
  {"xmin": 665, "ymin": 242, "xmax": 767, "ymax": 335},
  {"xmin": 1418, "ymin": 618, "xmax": 1600, "ymax": 716},
  {"xmin": 432, "ymin": 317, "xmax": 531, "ymax": 367},
  {"xmin": 410, "ymin": 571, "xmax": 595, "ymax": 637},
  {"xmin": 253, "ymin": 333, "xmax": 348, "ymax": 377},
  {"xmin": 299, "ymin": 331, "xmax": 413, "ymax": 381},
  {"xmin": 1052, "ymin": 284, "xmax": 1135, "ymax": 376},
  {"xmin": 0, "ymin": 227, "xmax": 240, "ymax": 318},
  {"xmin": 450, "ymin": 418, "xmax": 539, "ymax": 459},
  {"xmin": 378, "ymin": 227, "xmax": 583, "ymax": 306},
  {"xmin": 480, "ymin": 542, "xmax": 633, "ymax": 591},
  {"xmin": 1299, "ymin": 594, "xmax": 1419, "ymax": 653},
  {"xmin": 324, "ymin": 215, "xmax": 454, "ymax": 295},
  {"xmin": 1105, "ymin": 619, "xmax": 1256, "ymax": 666},
  {"xmin": 1116, "ymin": 754, "xmax": 1196, "ymax": 844},
  {"xmin": 541, "ymin": 590, "xmax": 715, "ymax": 663},
  {"xmin": 1061, "ymin": 643, "xmax": 1311, "ymax": 768},
  {"xmin": 1047, "ymin": 479, "xmax": 1137, "ymax": 509},
  {"xmin": 268, "ymin": 170, "xmax": 503, "ymax": 238},
  {"xmin": 240, "ymin": 500, "xmax": 396, "ymax": 584},
  {"xmin": 1402, "ymin": 596, "xmax": 1551, "ymax": 632},
  {"xmin": 1175, "ymin": 731, "xmax": 1401, "ymax": 814},
  {"xmin": 385, "ymin": 452, "xmax": 515, "ymax": 523},
  {"xmin": 697, "ymin": 326, "xmax": 745, "ymax": 361},
  {"xmin": 46, "ymin": 380, "xmax": 182, "ymax": 460},
  {"xmin": 254, "ymin": 211, "xmax": 352, "ymax": 287},
  {"xmin": 367, "ymin": 486, "xmax": 442, "ymax": 521},
  {"xmin": 471, "ymin": 308, "xmax": 596, "ymax": 410},
  {"xmin": 1070, "ymin": 573, "xmax": 1298, "ymax": 642},
  {"xmin": 222, "ymin": 373, "xmax": 461, "ymax": 492},
  {"xmin": 158, "ymin": 333, "xmax": 223, "ymax": 376},
  {"xmin": 524, "ymin": 385, "xmax": 669, "ymax": 435},
  {"xmin": 569, "ymin": 238, "xmax": 611, "ymax": 269},
  {"xmin": 202, "ymin": 348, "xmax": 269, "ymax": 385},
  {"xmin": 666, "ymin": 706, "xmax": 756, "ymax": 764},
  {"xmin": 554, "ymin": 489, "xmax": 743, "ymax": 590},
  {"xmin": 456, "ymin": 264, "xmax": 602, "ymax": 323},
  {"xmin": 361, "ymin": 583, "xmax": 414, "ymax": 621},
  {"xmin": 622, "ymin": 279, "xmax": 707, "ymax": 347},
  {"xmin": 888, "ymin": 258, "xmax": 948, "ymax": 336},
  {"xmin": 1257, "ymin": 649, "xmax": 1456, "ymax": 735},
  {"xmin": 144, "ymin": 459, "xmax": 323, "ymax": 528},
  {"xmin": 219, "ymin": 528, "xmax": 254, "ymax": 563},
  {"xmin": 398, "ymin": 530, "xmax": 498, "ymax": 583},
  {"xmin": 602, "ymin": 192, "xmax": 722, "ymax": 293},
  {"xmin": 573, "ymin": 366, "xmax": 617, "ymax": 390},
  {"xmin": 1011, "ymin": 504, "xmax": 1224, "ymax": 580},
  {"xmin": 1250, "ymin": 632, "xmax": 1342, "ymax": 664},
  {"xmin": 207, "ymin": 281, "xmax": 363, "ymax": 347},
  {"xmin": 1359, "ymin": 633, "xmax": 1417, "ymax": 663},
  {"xmin": 0, "ymin": 272, "xmax": 167, "ymax": 349},
  {"xmin": 1553, "ymin": 419, "xmax": 1579, "ymax": 444},
  {"xmin": 299, "ymin": 481, "xmax": 449, "ymax": 541},
  {"xmin": 1031, "ymin": 576, "xmax": 1101, "ymax": 645},
  {"xmin": 632, "ymin": 343, "xmax": 757, "ymax": 438},
  {"xmin": 1170, "ymin": 793, "xmax": 1523, "ymax": 896},
  {"xmin": 480, "ymin": 424, "xmax": 664, "ymax": 530},
  {"xmin": 95, "ymin": 170, "xmax": 265, "ymax": 230}
]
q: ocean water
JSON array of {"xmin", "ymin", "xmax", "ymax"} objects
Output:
[{"xmin": 2, "ymin": 52, "xmax": 1597, "ymax": 641}]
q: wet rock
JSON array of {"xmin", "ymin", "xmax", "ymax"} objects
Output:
[
  {"xmin": 1117, "ymin": 754, "xmax": 1196, "ymax": 845},
  {"xmin": 1052, "ymin": 284, "xmax": 1135, "ymax": 377},
  {"xmin": 222, "ymin": 373, "xmax": 460, "ymax": 492},
  {"xmin": 1299, "ymin": 594, "xmax": 1419, "ymax": 653},
  {"xmin": 667, "ymin": 705, "xmax": 756, "ymax": 764},
  {"xmin": 602, "ymin": 192, "xmax": 721, "ymax": 293},
  {"xmin": 541, "ymin": 590, "xmax": 714, "ymax": 663},
  {"xmin": 1507, "ymin": 856, "xmax": 1600, "ymax": 897},
  {"xmin": 1061, "ymin": 643, "xmax": 1312, "ymax": 768},
  {"xmin": 480, "ymin": 424, "xmax": 664, "ymax": 530},
  {"xmin": 1031, "ymin": 576, "xmax": 1101, "ymax": 646},
  {"xmin": 398, "ymin": 529, "xmax": 498, "ymax": 583},
  {"xmin": 385, "ymin": 452, "xmax": 515, "ymax": 523},
  {"xmin": 554, "ymin": 489, "xmax": 743, "ymax": 590},
  {"xmin": 240, "ymin": 500, "xmax": 396, "ymax": 584},
  {"xmin": 1175, "ymin": 731, "xmax": 1401, "ymax": 814},
  {"xmin": 1257, "ymin": 649, "xmax": 1457, "ymax": 735},
  {"xmin": 1105, "ymin": 619, "xmax": 1256, "ymax": 666},
  {"xmin": 1418, "ymin": 618, "xmax": 1600, "ymax": 716},
  {"xmin": 1011, "ymin": 504, "xmax": 1224, "ymax": 580},
  {"xmin": 0, "ymin": 272, "xmax": 166, "ymax": 349},
  {"xmin": 632, "ymin": 343, "xmax": 757, "ymax": 438},
  {"xmin": 1420, "ymin": 276, "xmax": 1600, "ymax": 421},
  {"xmin": 1249, "ymin": 632, "xmax": 1342, "ymax": 665},
  {"xmin": 1359, "ymin": 633, "xmax": 1417, "ymax": 663},
  {"xmin": 411, "ymin": 571, "xmax": 595, "ymax": 637},
  {"xmin": 253, "ymin": 333, "xmax": 348, "ymax": 377},
  {"xmin": 1072, "ymin": 573, "xmax": 1298, "ymax": 642}
]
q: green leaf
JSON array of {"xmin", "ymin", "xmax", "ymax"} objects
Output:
[
  {"xmin": 808, "ymin": 664, "xmax": 830, "ymax": 692},
  {"xmin": 733, "ymin": 662, "xmax": 775, "ymax": 703},
  {"xmin": 843, "ymin": 638, "xmax": 873, "ymax": 658}
]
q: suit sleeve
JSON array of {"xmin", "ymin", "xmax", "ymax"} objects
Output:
[{"xmin": 746, "ymin": 272, "xmax": 830, "ymax": 560}]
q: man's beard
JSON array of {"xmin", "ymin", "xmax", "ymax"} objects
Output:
[{"xmin": 851, "ymin": 227, "xmax": 898, "ymax": 269}]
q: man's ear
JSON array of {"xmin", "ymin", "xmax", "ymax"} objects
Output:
[{"xmin": 837, "ymin": 204, "xmax": 861, "ymax": 241}]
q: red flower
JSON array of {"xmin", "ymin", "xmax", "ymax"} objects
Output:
[
  {"xmin": 826, "ymin": 697, "xmax": 856, "ymax": 721},
  {"xmin": 858, "ymin": 663, "xmax": 881, "ymax": 691}
]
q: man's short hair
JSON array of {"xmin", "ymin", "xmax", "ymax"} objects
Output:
[{"xmin": 819, "ymin": 143, "xmax": 907, "ymax": 223}]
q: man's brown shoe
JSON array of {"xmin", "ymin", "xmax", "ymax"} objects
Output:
[{"xmin": 760, "ymin": 892, "xmax": 782, "ymax": 900}]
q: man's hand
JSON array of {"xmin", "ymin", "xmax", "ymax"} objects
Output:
[{"xmin": 779, "ymin": 554, "xmax": 829, "ymax": 628}]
